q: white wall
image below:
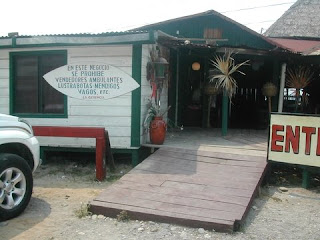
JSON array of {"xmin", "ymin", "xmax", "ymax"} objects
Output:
[
  {"xmin": 0, "ymin": 52, "xmax": 9, "ymax": 114},
  {"xmin": 0, "ymin": 45, "xmax": 134, "ymax": 149}
]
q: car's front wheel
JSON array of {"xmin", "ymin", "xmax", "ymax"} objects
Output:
[{"xmin": 0, "ymin": 153, "xmax": 33, "ymax": 221}]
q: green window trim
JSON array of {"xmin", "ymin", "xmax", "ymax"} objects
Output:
[
  {"xmin": 9, "ymin": 50, "xmax": 68, "ymax": 118},
  {"xmin": 131, "ymin": 45, "xmax": 142, "ymax": 148}
]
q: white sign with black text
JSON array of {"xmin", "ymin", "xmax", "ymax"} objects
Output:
[{"xmin": 43, "ymin": 62, "xmax": 140, "ymax": 100}]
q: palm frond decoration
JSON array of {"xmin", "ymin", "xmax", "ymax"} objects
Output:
[
  {"xmin": 286, "ymin": 66, "xmax": 313, "ymax": 110},
  {"xmin": 286, "ymin": 66, "xmax": 313, "ymax": 94},
  {"xmin": 209, "ymin": 51, "xmax": 249, "ymax": 99}
]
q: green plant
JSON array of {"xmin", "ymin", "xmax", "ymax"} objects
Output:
[
  {"xmin": 143, "ymin": 99, "xmax": 171, "ymax": 131},
  {"xmin": 209, "ymin": 51, "xmax": 249, "ymax": 99},
  {"xmin": 106, "ymin": 174, "xmax": 122, "ymax": 182},
  {"xmin": 116, "ymin": 210, "xmax": 130, "ymax": 222},
  {"xmin": 74, "ymin": 202, "xmax": 92, "ymax": 218}
]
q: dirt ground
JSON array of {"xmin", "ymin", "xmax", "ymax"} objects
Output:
[{"xmin": 1, "ymin": 156, "xmax": 320, "ymax": 240}]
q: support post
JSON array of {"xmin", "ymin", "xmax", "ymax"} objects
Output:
[
  {"xmin": 96, "ymin": 137, "xmax": 106, "ymax": 181},
  {"xmin": 278, "ymin": 63, "xmax": 287, "ymax": 113},
  {"xmin": 272, "ymin": 59, "xmax": 280, "ymax": 111},
  {"xmin": 302, "ymin": 167, "xmax": 310, "ymax": 189},
  {"xmin": 132, "ymin": 149, "xmax": 139, "ymax": 167},
  {"xmin": 222, "ymin": 91, "xmax": 228, "ymax": 136},
  {"xmin": 175, "ymin": 50, "xmax": 180, "ymax": 127},
  {"xmin": 207, "ymin": 95, "xmax": 212, "ymax": 128}
]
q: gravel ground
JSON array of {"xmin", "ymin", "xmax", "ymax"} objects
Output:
[{"xmin": 1, "ymin": 158, "xmax": 320, "ymax": 240}]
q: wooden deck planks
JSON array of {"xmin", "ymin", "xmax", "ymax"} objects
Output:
[
  {"xmin": 138, "ymin": 155, "xmax": 266, "ymax": 174},
  {"xmin": 159, "ymin": 147, "xmax": 267, "ymax": 161},
  {"xmin": 91, "ymin": 201, "xmax": 235, "ymax": 232},
  {"xmin": 106, "ymin": 181, "xmax": 251, "ymax": 206},
  {"xmin": 95, "ymin": 188, "xmax": 244, "ymax": 220},
  {"xmin": 90, "ymin": 144, "xmax": 268, "ymax": 232}
]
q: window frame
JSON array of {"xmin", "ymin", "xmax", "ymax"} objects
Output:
[{"xmin": 10, "ymin": 50, "xmax": 68, "ymax": 118}]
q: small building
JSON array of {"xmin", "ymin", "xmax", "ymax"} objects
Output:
[
  {"xmin": 0, "ymin": 10, "xmax": 294, "ymax": 164},
  {"xmin": 0, "ymin": 31, "xmax": 162, "ymax": 164}
]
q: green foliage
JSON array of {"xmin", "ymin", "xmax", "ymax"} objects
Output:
[
  {"xmin": 143, "ymin": 99, "xmax": 171, "ymax": 131},
  {"xmin": 106, "ymin": 175, "xmax": 122, "ymax": 182},
  {"xmin": 116, "ymin": 210, "xmax": 130, "ymax": 222},
  {"xmin": 74, "ymin": 202, "xmax": 92, "ymax": 218}
]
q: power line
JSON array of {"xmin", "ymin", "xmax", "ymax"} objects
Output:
[
  {"xmin": 105, "ymin": 2, "xmax": 295, "ymax": 32},
  {"xmin": 245, "ymin": 20, "xmax": 276, "ymax": 25},
  {"xmin": 221, "ymin": 2, "xmax": 295, "ymax": 13}
]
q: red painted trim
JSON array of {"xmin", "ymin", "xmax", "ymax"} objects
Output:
[
  {"xmin": 33, "ymin": 126, "xmax": 105, "ymax": 138},
  {"xmin": 33, "ymin": 126, "xmax": 107, "ymax": 181}
]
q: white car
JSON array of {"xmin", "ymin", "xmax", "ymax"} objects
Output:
[{"xmin": 0, "ymin": 114, "xmax": 40, "ymax": 220}]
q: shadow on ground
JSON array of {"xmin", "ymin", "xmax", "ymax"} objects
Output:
[{"xmin": 0, "ymin": 197, "xmax": 51, "ymax": 239}]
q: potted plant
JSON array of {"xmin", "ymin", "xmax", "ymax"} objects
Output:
[
  {"xmin": 143, "ymin": 100, "xmax": 171, "ymax": 145},
  {"xmin": 144, "ymin": 45, "xmax": 171, "ymax": 144}
]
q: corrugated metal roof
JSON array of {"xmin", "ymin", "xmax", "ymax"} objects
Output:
[
  {"xmin": 0, "ymin": 31, "xmax": 148, "ymax": 39},
  {"xmin": 134, "ymin": 10, "xmax": 282, "ymax": 51},
  {"xmin": 268, "ymin": 38, "xmax": 320, "ymax": 55}
]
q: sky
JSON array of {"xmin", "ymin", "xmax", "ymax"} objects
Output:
[{"xmin": 0, "ymin": 0, "xmax": 296, "ymax": 37}]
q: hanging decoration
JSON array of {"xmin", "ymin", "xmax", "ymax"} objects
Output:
[
  {"xmin": 145, "ymin": 45, "xmax": 170, "ymax": 145},
  {"xmin": 192, "ymin": 62, "xmax": 201, "ymax": 71},
  {"xmin": 146, "ymin": 46, "xmax": 169, "ymax": 106},
  {"xmin": 262, "ymin": 82, "xmax": 278, "ymax": 113}
]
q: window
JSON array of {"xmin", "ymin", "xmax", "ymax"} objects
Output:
[
  {"xmin": 203, "ymin": 28, "xmax": 223, "ymax": 39},
  {"xmin": 11, "ymin": 51, "xmax": 67, "ymax": 117}
]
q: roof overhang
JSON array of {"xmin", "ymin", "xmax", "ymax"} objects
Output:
[
  {"xmin": 155, "ymin": 30, "xmax": 288, "ymax": 56},
  {"xmin": 268, "ymin": 38, "xmax": 320, "ymax": 56},
  {"xmin": 0, "ymin": 31, "xmax": 155, "ymax": 48}
]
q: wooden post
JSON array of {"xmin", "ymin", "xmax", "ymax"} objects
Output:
[
  {"xmin": 207, "ymin": 95, "xmax": 212, "ymax": 128},
  {"xmin": 268, "ymin": 97, "xmax": 272, "ymax": 113},
  {"xmin": 96, "ymin": 137, "xmax": 106, "ymax": 181},
  {"xmin": 222, "ymin": 91, "xmax": 228, "ymax": 136}
]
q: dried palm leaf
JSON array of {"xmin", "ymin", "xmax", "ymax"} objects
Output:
[
  {"xmin": 286, "ymin": 66, "xmax": 313, "ymax": 94},
  {"xmin": 209, "ymin": 51, "xmax": 249, "ymax": 99},
  {"xmin": 286, "ymin": 66, "xmax": 313, "ymax": 109}
]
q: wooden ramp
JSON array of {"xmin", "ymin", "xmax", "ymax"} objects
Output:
[{"xmin": 90, "ymin": 144, "xmax": 267, "ymax": 232}]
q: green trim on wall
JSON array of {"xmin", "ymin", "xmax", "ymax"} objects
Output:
[
  {"xmin": 9, "ymin": 50, "xmax": 67, "ymax": 56},
  {"xmin": 0, "ymin": 41, "xmax": 155, "ymax": 49},
  {"xmin": 9, "ymin": 50, "xmax": 68, "ymax": 118},
  {"xmin": 39, "ymin": 146, "xmax": 141, "ymax": 166},
  {"xmin": 0, "ymin": 32, "xmax": 155, "ymax": 49},
  {"xmin": 131, "ymin": 44, "xmax": 142, "ymax": 149},
  {"xmin": 168, "ymin": 49, "xmax": 177, "ymax": 125}
]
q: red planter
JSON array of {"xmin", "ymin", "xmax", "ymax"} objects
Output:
[{"xmin": 150, "ymin": 116, "xmax": 166, "ymax": 145}]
